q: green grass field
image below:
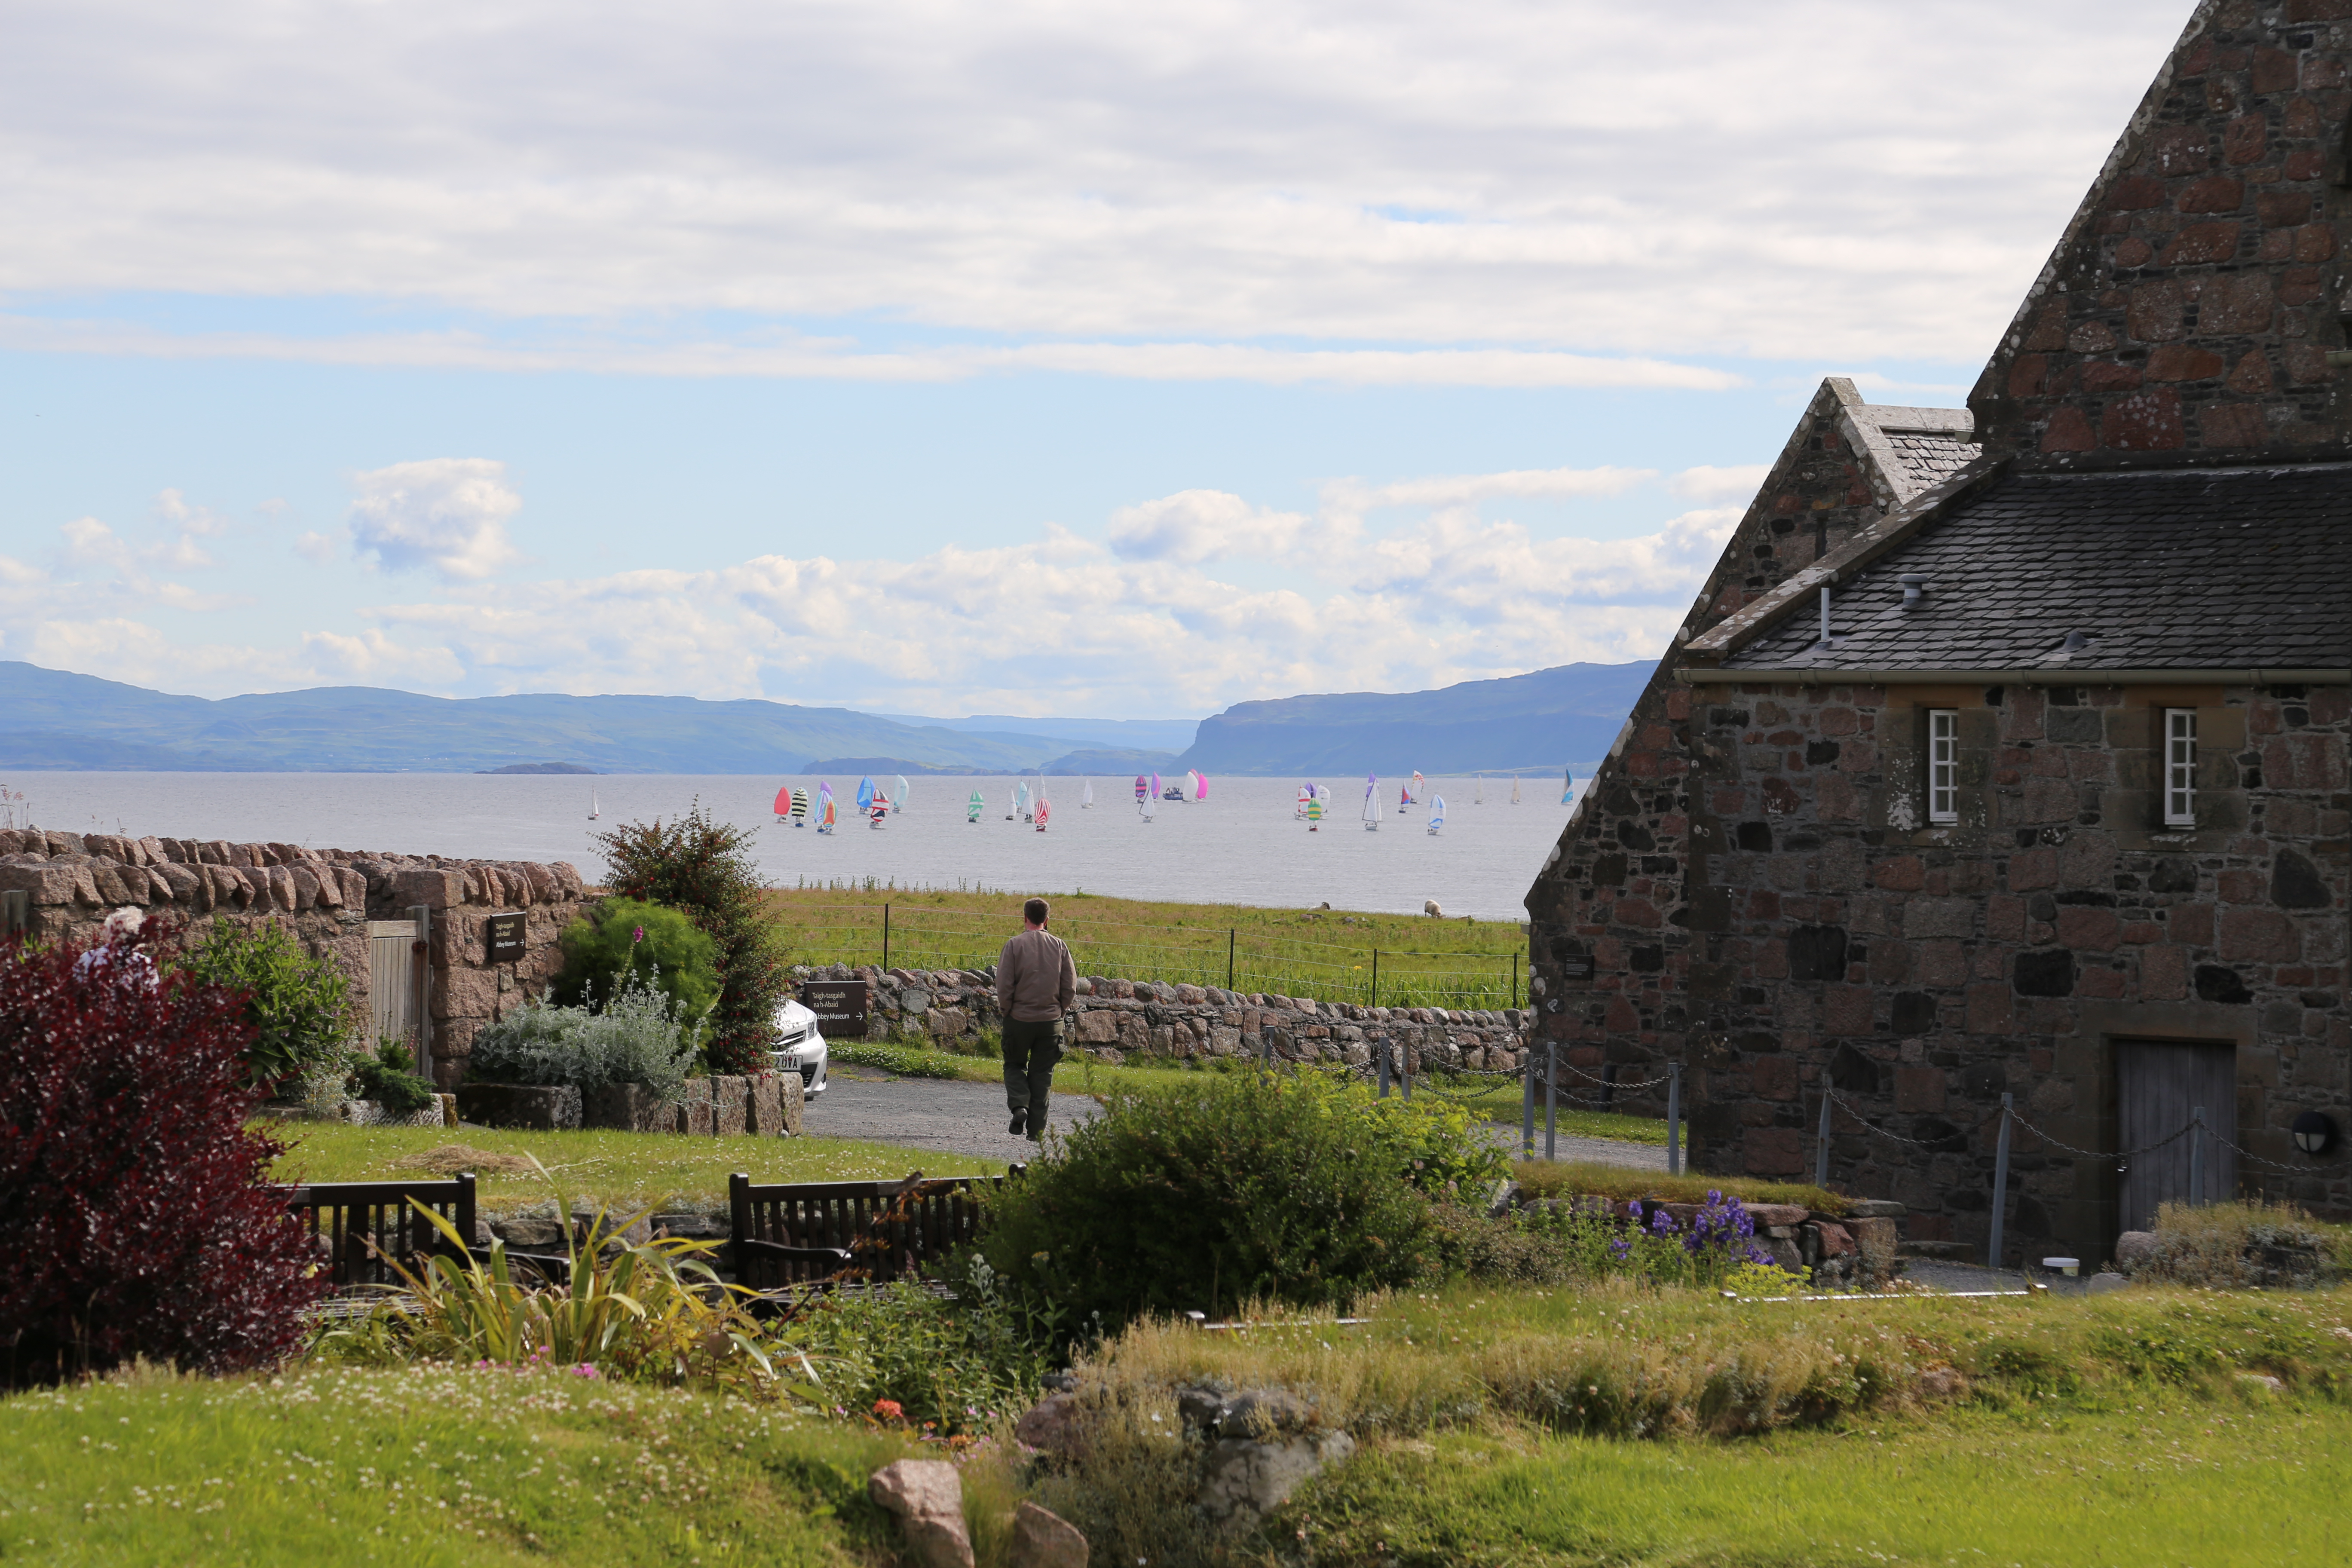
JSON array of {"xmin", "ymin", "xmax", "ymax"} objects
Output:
[
  {"xmin": 263, "ymin": 1121, "xmax": 1001, "ymax": 1213},
  {"xmin": 764, "ymin": 885, "xmax": 1528, "ymax": 1011}
]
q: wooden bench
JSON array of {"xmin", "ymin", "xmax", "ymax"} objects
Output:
[
  {"xmin": 285, "ymin": 1173, "xmax": 477, "ymax": 1292},
  {"xmin": 726, "ymin": 1168, "xmax": 1021, "ymax": 1309}
]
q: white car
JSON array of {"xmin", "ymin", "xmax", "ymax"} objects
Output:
[{"xmin": 770, "ymin": 998, "xmax": 829, "ymax": 1096}]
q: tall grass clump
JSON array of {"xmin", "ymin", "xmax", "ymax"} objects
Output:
[
  {"xmin": 981, "ymin": 1070, "xmax": 1504, "ymax": 1333},
  {"xmin": 2125, "ymin": 1198, "xmax": 2352, "ymax": 1289}
]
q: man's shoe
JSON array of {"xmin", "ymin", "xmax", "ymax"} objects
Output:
[{"xmin": 1008, "ymin": 1108, "xmax": 1027, "ymax": 1136}]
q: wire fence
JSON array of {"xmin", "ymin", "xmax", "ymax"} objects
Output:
[{"xmin": 769, "ymin": 900, "xmax": 1527, "ymax": 1011}]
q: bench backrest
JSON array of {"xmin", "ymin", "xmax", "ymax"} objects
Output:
[
  {"xmin": 726, "ymin": 1170, "xmax": 1017, "ymax": 1291},
  {"xmin": 285, "ymin": 1174, "xmax": 478, "ymax": 1291}
]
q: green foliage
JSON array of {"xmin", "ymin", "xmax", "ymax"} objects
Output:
[
  {"xmin": 594, "ymin": 802, "xmax": 786, "ymax": 1076},
  {"xmin": 354, "ymin": 1039, "xmax": 439, "ymax": 1115},
  {"xmin": 464, "ymin": 983, "xmax": 698, "ymax": 1101},
  {"xmin": 551, "ymin": 897, "xmax": 720, "ymax": 1026},
  {"xmin": 832, "ymin": 1041, "xmax": 971, "ymax": 1079},
  {"xmin": 981, "ymin": 1070, "xmax": 1496, "ymax": 1332},
  {"xmin": 788, "ymin": 1259, "xmax": 1051, "ymax": 1435},
  {"xmin": 171, "ymin": 920, "xmax": 355, "ymax": 1084},
  {"xmin": 2127, "ymin": 1198, "xmax": 2352, "ymax": 1288}
]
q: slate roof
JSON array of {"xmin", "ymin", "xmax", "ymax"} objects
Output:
[
  {"xmin": 1725, "ymin": 463, "xmax": 2352, "ymax": 672},
  {"xmin": 1880, "ymin": 429, "xmax": 1979, "ymax": 496}
]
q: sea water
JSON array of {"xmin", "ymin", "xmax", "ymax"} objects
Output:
[{"xmin": 6, "ymin": 772, "xmax": 1585, "ymax": 922}]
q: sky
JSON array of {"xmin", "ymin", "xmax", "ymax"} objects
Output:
[{"xmin": 0, "ymin": 0, "xmax": 2190, "ymax": 720}]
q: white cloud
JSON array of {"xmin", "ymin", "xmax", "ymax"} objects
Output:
[
  {"xmin": 0, "ymin": 1, "xmax": 2184, "ymax": 373},
  {"xmin": 1668, "ymin": 464, "xmax": 1771, "ymax": 505},
  {"xmin": 293, "ymin": 529, "xmax": 343, "ymax": 565},
  {"xmin": 1328, "ymin": 465, "xmax": 1657, "ymax": 512},
  {"xmin": 1108, "ymin": 491, "xmax": 1306, "ymax": 564},
  {"xmin": 348, "ymin": 459, "xmax": 525, "ymax": 582}
]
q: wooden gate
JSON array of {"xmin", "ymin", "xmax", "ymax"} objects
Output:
[
  {"xmin": 2116, "ymin": 1039, "xmax": 2237, "ymax": 1232},
  {"xmin": 368, "ymin": 920, "xmax": 419, "ymax": 1056}
]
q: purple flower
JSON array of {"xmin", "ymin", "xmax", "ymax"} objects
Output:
[{"xmin": 632, "ymin": 925, "xmax": 646, "ymax": 945}]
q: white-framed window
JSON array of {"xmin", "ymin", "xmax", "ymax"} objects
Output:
[
  {"xmin": 1927, "ymin": 709, "xmax": 1959, "ymax": 825},
  {"xmin": 2164, "ymin": 708, "xmax": 2198, "ymax": 827}
]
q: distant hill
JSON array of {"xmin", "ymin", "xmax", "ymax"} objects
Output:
[
  {"xmin": 1173, "ymin": 662, "xmax": 1653, "ymax": 776},
  {"xmin": 0, "ymin": 662, "xmax": 1070, "ymax": 775},
  {"xmin": 1041, "ymin": 747, "xmax": 1182, "ymax": 776}
]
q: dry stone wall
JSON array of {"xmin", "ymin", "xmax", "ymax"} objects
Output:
[
  {"xmin": 0, "ymin": 827, "xmax": 591, "ymax": 1087},
  {"xmin": 801, "ymin": 962, "xmax": 1534, "ymax": 1073}
]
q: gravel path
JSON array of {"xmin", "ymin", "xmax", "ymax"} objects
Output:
[
  {"xmin": 805, "ymin": 1065, "xmax": 1101, "ymax": 1163},
  {"xmin": 810, "ymin": 1064, "xmax": 1669, "ymax": 1171}
]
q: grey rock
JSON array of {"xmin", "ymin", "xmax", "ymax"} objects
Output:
[
  {"xmin": 1014, "ymin": 1392, "xmax": 1089, "ymax": 1458},
  {"xmin": 868, "ymin": 1459, "xmax": 974, "ymax": 1568},
  {"xmin": 1010, "ymin": 1501, "xmax": 1089, "ymax": 1568},
  {"xmin": 582, "ymin": 1083, "xmax": 671, "ymax": 1132},
  {"xmin": 1198, "ymin": 1431, "xmax": 1355, "ymax": 1527},
  {"xmin": 1222, "ymin": 1387, "xmax": 1314, "ymax": 1437},
  {"xmin": 1843, "ymin": 1199, "xmax": 1908, "ymax": 1219},
  {"xmin": 2084, "ymin": 1271, "xmax": 2129, "ymax": 1295},
  {"xmin": 456, "ymin": 1082, "xmax": 582, "ymax": 1131},
  {"xmin": 2115, "ymin": 1230, "xmax": 2159, "ymax": 1270}
]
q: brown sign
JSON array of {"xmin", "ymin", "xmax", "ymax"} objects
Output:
[
  {"xmin": 484, "ymin": 912, "xmax": 527, "ymax": 964},
  {"xmin": 799, "ymin": 979, "xmax": 869, "ymax": 1037}
]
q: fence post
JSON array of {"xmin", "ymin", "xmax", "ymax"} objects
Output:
[
  {"xmin": 1814, "ymin": 1088, "xmax": 1833, "ymax": 1188},
  {"xmin": 1512, "ymin": 952, "xmax": 1519, "ymax": 1010},
  {"xmin": 1378, "ymin": 1042, "xmax": 1390, "ymax": 1099},
  {"xmin": 2190, "ymin": 1105, "xmax": 2206, "ymax": 1207},
  {"xmin": 1370, "ymin": 949, "xmax": 1378, "ymax": 1008},
  {"xmin": 1228, "ymin": 929, "xmax": 1235, "ymax": 991},
  {"xmin": 882, "ymin": 903, "xmax": 891, "ymax": 972},
  {"xmin": 1988, "ymin": 1092, "xmax": 2013, "ymax": 1272},
  {"xmin": 1666, "ymin": 1063, "xmax": 1682, "ymax": 1176},
  {"xmin": 1544, "ymin": 1043, "xmax": 1557, "ymax": 1161},
  {"xmin": 1521, "ymin": 1048, "xmax": 1536, "ymax": 1157}
]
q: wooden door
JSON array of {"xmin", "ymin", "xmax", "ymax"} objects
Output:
[
  {"xmin": 2116, "ymin": 1039, "xmax": 2237, "ymax": 1233},
  {"xmin": 368, "ymin": 921, "xmax": 418, "ymax": 1057}
]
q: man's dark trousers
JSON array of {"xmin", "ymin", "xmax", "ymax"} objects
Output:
[{"xmin": 1002, "ymin": 1017, "xmax": 1063, "ymax": 1136}]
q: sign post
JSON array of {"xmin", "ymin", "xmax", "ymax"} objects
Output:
[{"xmin": 484, "ymin": 912, "xmax": 526, "ymax": 965}]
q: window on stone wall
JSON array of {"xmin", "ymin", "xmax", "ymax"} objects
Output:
[
  {"xmin": 2164, "ymin": 708, "xmax": 2197, "ymax": 827},
  {"xmin": 1927, "ymin": 709, "xmax": 1959, "ymax": 824}
]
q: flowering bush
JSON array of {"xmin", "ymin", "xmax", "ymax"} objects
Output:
[
  {"xmin": 169, "ymin": 918, "xmax": 357, "ymax": 1086},
  {"xmin": 0, "ymin": 919, "xmax": 325, "ymax": 1384},
  {"xmin": 1522, "ymin": 1191, "xmax": 1781, "ymax": 1290},
  {"xmin": 550, "ymin": 897, "xmax": 720, "ymax": 1029},
  {"xmin": 465, "ymin": 981, "xmax": 699, "ymax": 1102}
]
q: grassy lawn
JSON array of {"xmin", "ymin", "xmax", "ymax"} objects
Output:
[
  {"xmin": 263, "ymin": 1121, "xmax": 1002, "ymax": 1213},
  {"xmin": 765, "ymin": 885, "xmax": 1527, "ymax": 1011},
  {"xmin": 1284, "ymin": 1401, "xmax": 2352, "ymax": 1567},
  {"xmin": 0, "ymin": 1363, "xmax": 914, "ymax": 1567}
]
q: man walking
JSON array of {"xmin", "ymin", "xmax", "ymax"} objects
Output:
[{"xmin": 996, "ymin": 896, "xmax": 1075, "ymax": 1141}]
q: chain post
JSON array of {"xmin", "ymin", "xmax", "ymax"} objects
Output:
[
  {"xmin": 1815, "ymin": 1087, "xmax": 1833, "ymax": 1188},
  {"xmin": 1228, "ymin": 929, "xmax": 1235, "ymax": 991},
  {"xmin": 1521, "ymin": 1047, "xmax": 1536, "ymax": 1157},
  {"xmin": 1666, "ymin": 1063, "xmax": 1682, "ymax": 1176},
  {"xmin": 1988, "ymin": 1093, "xmax": 2013, "ymax": 1273},
  {"xmin": 2190, "ymin": 1105, "xmax": 2206, "ymax": 1207}
]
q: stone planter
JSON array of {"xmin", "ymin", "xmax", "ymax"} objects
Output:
[
  {"xmin": 582, "ymin": 1083, "xmax": 674, "ymax": 1132},
  {"xmin": 341, "ymin": 1098, "xmax": 451, "ymax": 1129},
  {"xmin": 456, "ymin": 1082, "xmax": 583, "ymax": 1131}
]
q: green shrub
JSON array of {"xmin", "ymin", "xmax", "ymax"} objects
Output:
[
  {"xmin": 352, "ymin": 1039, "xmax": 439, "ymax": 1115},
  {"xmin": 832, "ymin": 1042, "xmax": 969, "ymax": 1079},
  {"xmin": 980, "ymin": 1070, "xmax": 1495, "ymax": 1333},
  {"xmin": 787, "ymin": 1260, "xmax": 1050, "ymax": 1435},
  {"xmin": 551, "ymin": 897, "xmax": 720, "ymax": 1026},
  {"xmin": 595, "ymin": 804, "xmax": 787, "ymax": 1076},
  {"xmin": 2125, "ymin": 1198, "xmax": 2351, "ymax": 1289},
  {"xmin": 465, "ymin": 983, "xmax": 698, "ymax": 1101},
  {"xmin": 170, "ymin": 920, "xmax": 355, "ymax": 1084}
]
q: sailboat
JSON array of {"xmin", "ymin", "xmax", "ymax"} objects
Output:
[
  {"xmin": 1137, "ymin": 774, "xmax": 1156, "ymax": 822},
  {"xmin": 1398, "ymin": 783, "xmax": 1411, "ymax": 813},
  {"xmin": 1035, "ymin": 791, "xmax": 1052, "ymax": 832},
  {"xmin": 1081, "ymin": 779, "xmax": 1095, "ymax": 809},
  {"xmin": 1402, "ymin": 771, "xmax": 1422, "ymax": 808},
  {"xmin": 1006, "ymin": 785, "xmax": 1018, "ymax": 821},
  {"xmin": 1561, "ymin": 766, "xmax": 1576, "ymax": 805},
  {"xmin": 773, "ymin": 782, "xmax": 793, "ymax": 823},
  {"xmin": 867, "ymin": 786, "xmax": 891, "ymax": 828},
  {"xmin": 817, "ymin": 782, "xmax": 837, "ymax": 835},
  {"xmin": 894, "ymin": 775, "xmax": 911, "ymax": 813},
  {"xmin": 856, "ymin": 776, "xmax": 876, "ymax": 816},
  {"xmin": 790, "ymin": 787, "xmax": 811, "ymax": 827},
  {"xmin": 967, "ymin": 788, "xmax": 984, "ymax": 824},
  {"xmin": 1474, "ymin": 774, "xmax": 1484, "ymax": 805},
  {"xmin": 1427, "ymin": 793, "xmax": 1446, "ymax": 836},
  {"xmin": 588, "ymin": 787, "xmax": 600, "ymax": 821},
  {"xmin": 1511, "ymin": 775, "xmax": 1522, "ymax": 805},
  {"xmin": 1305, "ymin": 793, "xmax": 1324, "ymax": 831},
  {"xmin": 1362, "ymin": 773, "xmax": 1382, "ymax": 832},
  {"xmin": 1016, "ymin": 780, "xmax": 1033, "ymax": 823},
  {"xmin": 1188, "ymin": 770, "xmax": 1207, "ymax": 802},
  {"xmin": 1295, "ymin": 784, "xmax": 1312, "ymax": 818}
]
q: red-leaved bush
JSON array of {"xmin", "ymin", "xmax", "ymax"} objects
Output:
[{"xmin": 0, "ymin": 917, "xmax": 326, "ymax": 1385}]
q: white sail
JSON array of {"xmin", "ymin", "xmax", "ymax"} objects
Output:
[
  {"xmin": 1082, "ymin": 779, "xmax": 1094, "ymax": 808},
  {"xmin": 1511, "ymin": 774, "xmax": 1521, "ymax": 805},
  {"xmin": 588, "ymin": 787, "xmax": 599, "ymax": 820},
  {"xmin": 895, "ymin": 775, "xmax": 911, "ymax": 812},
  {"xmin": 1362, "ymin": 782, "xmax": 1381, "ymax": 830},
  {"xmin": 1427, "ymin": 793, "xmax": 1446, "ymax": 835},
  {"xmin": 1474, "ymin": 775, "xmax": 1483, "ymax": 805}
]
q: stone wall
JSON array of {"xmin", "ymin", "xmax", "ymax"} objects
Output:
[
  {"xmin": 0, "ymin": 828, "xmax": 591, "ymax": 1087},
  {"xmin": 802, "ymin": 962, "xmax": 1534, "ymax": 1073}
]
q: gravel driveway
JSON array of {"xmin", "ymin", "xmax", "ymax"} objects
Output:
[{"xmin": 804, "ymin": 1065, "xmax": 1102, "ymax": 1163}]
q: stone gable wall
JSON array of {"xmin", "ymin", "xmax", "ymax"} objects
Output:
[
  {"xmin": 0, "ymin": 828, "xmax": 591, "ymax": 1086},
  {"xmin": 1970, "ymin": 0, "xmax": 2351, "ymax": 466}
]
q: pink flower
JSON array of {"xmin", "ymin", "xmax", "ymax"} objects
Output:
[
  {"xmin": 632, "ymin": 925, "xmax": 646, "ymax": 945},
  {"xmin": 873, "ymin": 1399, "xmax": 904, "ymax": 1421},
  {"xmin": 573, "ymin": 1364, "xmax": 600, "ymax": 1378}
]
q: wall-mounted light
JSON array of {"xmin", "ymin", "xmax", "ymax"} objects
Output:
[{"xmin": 2291, "ymin": 1110, "xmax": 2338, "ymax": 1156}]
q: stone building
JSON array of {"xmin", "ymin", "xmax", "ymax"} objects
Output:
[{"xmin": 1522, "ymin": 0, "xmax": 2351, "ymax": 1264}]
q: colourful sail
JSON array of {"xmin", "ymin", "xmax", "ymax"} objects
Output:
[
  {"xmin": 1305, "ymin": 794, "xmax": 1324, "ymax": 829},
  {"xmin": 1035, "ymin": 796, "xmax": 1051, "ymax": 831},
  {"xmin": 967, "ymin": 788, "xmax": 983, "ymax": 823},
  {"xmin": 856, "ymin": 776, "xmax": 876, "ymax": 812},
  {"xmin": 1427, "ymin": 793, "xmax": 1446, "ymax": 835},
  {"xmin": 1409, "ymin": 771, "xmax": 1425, "ymax": 805},
  {"xmin": 1295, "ymin": 784, "xmax": 1312, "ymax": 817},
  {"xmin": 1561, "ymin": 766, "xmax": 1575, "ymax": 805},
  {"xmin": 1133, "ymin": 774, "xmax": 1148, "ymax": 800},
  {"xmin": 790, "ymin": 787, "xmax": 810, "ymax": 824},
  {"xmin": 1195, "ymin": 772, "xmax": 1209, "ymax": 801},
  {"xmin": 772, "ymin": 783, "xmax": 792, "ymax": 818}
]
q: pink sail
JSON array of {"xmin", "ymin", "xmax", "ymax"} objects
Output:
[{"xmin": 772, "ymin": 783, "xmax": 792, "ymax": 816}]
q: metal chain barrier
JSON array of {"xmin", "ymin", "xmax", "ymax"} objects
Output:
[
  {"xmin": 2005, "ymin": 1110, "xmax": 2193, "ymax": 1163},
  {"xmin": 2208, "ymin": 1130, "xmax": 2312, "ymax": 1176},
  {"xmin": 1821, "ymin": 1088, "xmax": 1998, "ymax": 1148}
]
